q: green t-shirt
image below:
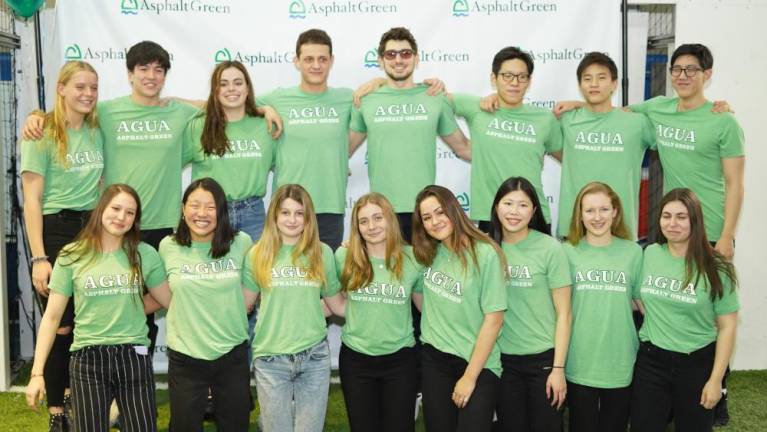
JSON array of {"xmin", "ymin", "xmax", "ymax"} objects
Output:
[
  {"xmin": 49, "ymin": 242, "xmax": 166, "ymax": 351},
  {"xmin": 243, "ymin": 243, "xmax": 341, "ymax": 357},
  {"xmin": 638, "ymin": 243, "xmax": 739, "ymax": 353},
  {"xmin": 20, "ymin": 127, "xmax": 104, "ymax": 215},
  {"xmin": 500, "ymin": 230, "xmax": 571, "ymax": 355},
  {"xmin": 419, "ymin": 242, "xmax": 507, "ymax": 376},
  {"xmin": 558, "ymin": 108, "xmax": 655, "ymax": 239},
  {"xmin": 98, "ymin": 96, "xmax": 198, "ymax": 230},
  {"xmin": 350, "ymin": 85, "xmax": 459, "ymax": 212},
  {"xmin": 631, "ymin": 97, "xmax": 745, "ymax": 241},
  {"xmin": 260, "ymin": 87, "xmax": 352, "ymax": 214},
  {"xmin": 189, "ymin": 115, "xmax": 276, "ymax": 201},
  {"xmin": 159, "ymin": 232, "xmax": 253, "ymax": 360},
  {"xmin": 335, "ymin": 246, "xmax": 424, "ymax": 356},
  {"xmin": 563, "ymin": 238, "xmax": 642, "ymax": 388},
  {"xmin": 453, "ymin": 94, "xmax": 562, "ymax": 222}
]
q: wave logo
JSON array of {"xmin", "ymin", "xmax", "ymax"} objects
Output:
[
  {"xmin": 64, "ymin": 44, "xmax": 82, "ymax": 60},
  {"xmin": 452, "ymin": 0, "xmax": 469, "ymax": 16},
  {"xmin": 120, "ymin": 0, "xmax": 139, "ymax": 15},
  {"xmin": 456, "ymin": 192, "xmax": 470, "ymax": 212},
  {"xmin": 289, "ymin": 0, "xmax": 306, "ymax": 18},
  {"xmin": 363, "ymin": 49, "xmax": 379, "ymax": 68},
  {"xmin": 214, "ymin": 48, "xmax": 232, "ymax": 63}
]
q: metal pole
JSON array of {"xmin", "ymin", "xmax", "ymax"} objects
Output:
[
  {"xmin": 621, "ymin": 0, "xmax": 629, "ymax": 106},
  {"xmin": 33, "ymin": 10, "xmax": 45, "ymax": 110}
]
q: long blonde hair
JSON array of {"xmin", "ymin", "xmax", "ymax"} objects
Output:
[
  {"xmin": 566, "ymin": 182, "xmax": 630, "ymax": 245},
  {"xmin": 251, "ymin": 184, "xmax": 326, "ymax": 288},
  {"xmin": 341, "ymin": 193, "xmax": 405, "ymax": 292},
  {"xmin": 43, "ymin": 61, "xmax": 99, "ymax": 164}
]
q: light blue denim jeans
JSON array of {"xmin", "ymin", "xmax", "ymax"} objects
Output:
[
  {"xmin": 227, "ymin": 195, "xmax": 265, "ymax": 366},
  {"xmin": 254, "ymin": 339, "xmax": 331, "ymax": 432}
]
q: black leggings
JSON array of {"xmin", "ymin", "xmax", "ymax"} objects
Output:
[
  {"xmin": 630, "ymin": 341, "xmax": 716, "ymax": 432},
  {"xmin": 40, "ymin": 210, "xmax": 89, "ymax": 407},
  {"xmin": 339, "ymin": 344, "xmax": 417, "ymax": 432},
  {"xmin": 567, "ymin": 381, "xmax": 631, "ymax": 432},
  {"xmin": 421, "ymin": 343, "xmax": 499, "ymax": 432}
]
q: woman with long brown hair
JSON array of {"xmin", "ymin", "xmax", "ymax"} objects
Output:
[
  {"xmin": 324, "ymin": 192, "xmax": 424, "ymax": 432},
  {"xmin": 242, "ymin": 184, "xmax": 342, "ymax": 432},
  {"xmin": 20, "ymin": 60, "xmax": 103, "ymax": 431},
  {"xmin": 25, "ymin": 184, "xmax": 167, "ymax": 432},
  {"xmin": 411, "ymin": 185, "xmax": 506, "ymax": 431},
  {"xmin": 563, "ymin": 182, "xmax": 643, "ymax": 431},
  {"xmin": 631, "ymin": 188, "xmax": 739, "ymax": 432}
]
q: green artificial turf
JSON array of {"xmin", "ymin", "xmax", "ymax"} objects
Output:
[{"xmin": 2, "ymin": 368, "xmax": 764, "ymax": 431}]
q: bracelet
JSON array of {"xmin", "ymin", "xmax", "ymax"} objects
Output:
[
  {"xmin": 30, "ymin": 372, "xmax": 43, "ymax": 378},
  {"xmin": 552, "ymin": 365, "xmax": 565, "ymax": 369},
  {"xmin": 31, "ymin": 256, "xmax": 49, "ymax": 264}
]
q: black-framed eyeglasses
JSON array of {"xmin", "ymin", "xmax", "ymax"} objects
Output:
[
  {"xmin": 383, "ymin": 49, "xmax": 415, "ymax": 60},
  {"xmin": 498, "ymin": 72, "xmax": 530, "ymax": 83},
  {"xmin": 669, "ymin": 66, "xmax": 703, "ymax": 78}
]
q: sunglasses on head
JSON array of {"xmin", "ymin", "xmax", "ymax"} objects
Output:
[{"xmin": 382, "ymin": 49, "xmax": 415, "ymax": 60}]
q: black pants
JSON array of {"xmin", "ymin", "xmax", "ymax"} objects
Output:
[
  {"xmin": 69, "ymin": 344, "xmax": 156, "ymax": 432},
  {"xmin": 568, "ymin": 381, "xmax": 631, "ymax": 432},
  {"xmin": 339, "ymin": 344, "xmax": 417, "ymax": 432},
  {"xmin": 421, "ymin": 343, "xmax": 498, "ymax": 432},
  {"xmin": 630, "ymin": 341, "xmax": 716, "ymax": 432},
  {"xmin": 497, "ymin": 349, "xmax": 563, "ymax": 432},
  {"xmin": 316, "ymin": 212, "xmax": 344, "ymax": 250},
  {"xmin": 167, "ymin": 342, "xmax": 252, "ymax": 432},
  {"xmin": 397, "ymin": 212, "xmax": 413, "ymax": 244},
  {"xmin": 40, "ymin": 209, "xmax": 90, "ymax": 407},
  {"xmin": 139, "ymin": 228, "xmax": 172, "ymax": 356}
]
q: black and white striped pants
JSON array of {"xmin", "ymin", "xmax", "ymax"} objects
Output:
[{"xmin": 69, "ymin": 344, "xmax": 156, "ymax": 432}]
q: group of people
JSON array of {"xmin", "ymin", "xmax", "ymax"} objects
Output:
[{"xmin": 19, "ymin": 24, "xmax": 743, "ymax": 432}]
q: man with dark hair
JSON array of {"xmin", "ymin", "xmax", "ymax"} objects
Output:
[
  {"xmin": 630, "ymin": 43, "xmax": 744, "ymax": 257},
  {"xmin": 349, "ymin": 27, "xmax": 470, "ymax": 241},
  {"xmin": 557, "ymin": 51, "xmax": 654, "ymax": 239},
  {"xmin": 454, "ymin": 46, "xmax": 561, "ymax": 233},
  {"xmin": 630, "ymin": 43, "xmax": 744, "ymax": 427},
  {"xmin": 258, "ymin": 28, "xmax": 352, "ymax": 250}
]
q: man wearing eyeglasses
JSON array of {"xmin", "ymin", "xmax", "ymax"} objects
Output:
[
  {"xmin": 349, "ymin": 27, "xmax": 471, "ymax": 242},
  {"xmin": 454, "ymin": 46, "xmax": 562, "ymax": 233},
  {"xmin": 630, "ymin": 44, "xmax": 745, "ymax": 261}
]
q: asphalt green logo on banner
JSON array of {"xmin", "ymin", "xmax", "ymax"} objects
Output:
[
  {"xmin": 64, "ymin": 44, "xmax": 82, "ymax": 60},
  {"xmin": 452, "ymin": 0, "xmax": 469, "ymax": 16},
  {"xmin": 364, "ymin": 49, "xmax": 379, "ymax": 68},
  {"xmin": 214, "ymin": 48, "xmax": 232, "ymax": 63},
  {"xmin": 213, "ymin": 48, "xmax": 292, "ymax": 66},
  {"xmin": 289, "ymin": 0, "xmax": 307, "ymax": 18},
  {"xmin": 290, "ymin": 0, "xmax": 397, "ymax": 18},
  {"xmin": 64, "ymin": 44, "xmax": 134, "ymax": 62},
  {"xmin": 451, "ymin": 0, "xmax": 558, "ymax": 16},
  {"xmin": 456, "ymin": 192, "xmax": 470, "ymax": 213},
  {"xmin": 120, "ymin": 0, "xmax": 232, "ymax": 15},
  {"xmin": 364, "ymin": 47, "xmax": 469, "ymax": 68}
]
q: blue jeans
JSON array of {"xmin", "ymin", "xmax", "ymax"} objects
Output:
[
  {"xmin": 227, "ymin": 195, "xmax": 265, "ymax": 242},
  {"xmin": 227, "ymin": 195, "xmax": 265, "ymax": 366},
  {"xmin": 255, "ymin": 339, "xmax": 331, "ymax": 432}
]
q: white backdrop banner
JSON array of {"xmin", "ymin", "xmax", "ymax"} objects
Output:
[{"xmin": 52, "ymin": 0, "xmax": 621, "ymax": 371}]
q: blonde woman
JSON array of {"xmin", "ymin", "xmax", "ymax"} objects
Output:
[
  {"xmin": 325, "ymin": 192, "xmax": 423, "ymax": 432},
  {"xmin": 20, "ymin": 60, "xmax": 103, "ymax": 431},
  {"xmin": 242, "ymin": 184, "xmax": 342, "ymax": 432}
]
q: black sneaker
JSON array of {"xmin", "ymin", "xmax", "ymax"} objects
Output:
[
  {"xmin": 48, "ymin": 413, "xmax": 69, "ymax": 432},
  {"xmin": 713, "ymin": 394, "xmax": 730, "ymax": 427}
]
